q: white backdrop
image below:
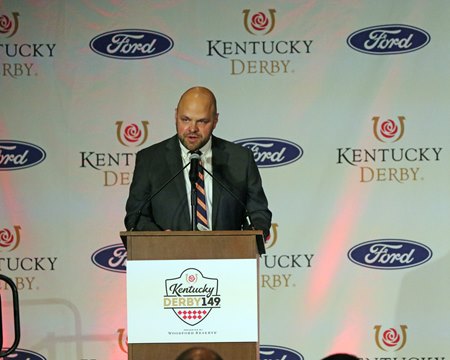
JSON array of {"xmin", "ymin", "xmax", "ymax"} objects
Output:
[{"xmin": 1, "ymin": 1, "xmax": 449, "ymax": 359}]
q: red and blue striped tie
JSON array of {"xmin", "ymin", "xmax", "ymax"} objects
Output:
[{"xmin": 196, "ymin": 161, "xmax": 208, "ymax": 229}]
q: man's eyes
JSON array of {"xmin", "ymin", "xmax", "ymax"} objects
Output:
[{"xmin": 181, "ymin": 119, "xmax": 209, "ymax": 124}]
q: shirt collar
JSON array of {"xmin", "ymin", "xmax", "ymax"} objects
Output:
[{"xmin": 180, "ymin": 137, "xmax": 212, "ymax": 161}]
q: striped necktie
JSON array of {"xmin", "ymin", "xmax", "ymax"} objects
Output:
[{"xmin": 195, "ymin": 156, "xmax": 208, "ymax": 229}]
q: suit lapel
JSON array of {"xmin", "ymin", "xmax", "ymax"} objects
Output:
[
  {"xmin": 165, "ymin": 135, "xmax": 190, "ymax": 227},
  {"xmin": 211, "ymin": 137, "xmax": 229, "ymax": 229}
]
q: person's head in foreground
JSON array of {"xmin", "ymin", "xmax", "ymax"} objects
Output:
[{"xmin": 175, "ymin": 346, "xmax": 223, "ymax": 360}]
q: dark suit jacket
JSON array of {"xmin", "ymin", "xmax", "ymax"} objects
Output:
[{"xmin": 125, "ymin": 135, "xmax": 272, "ymax": 238}]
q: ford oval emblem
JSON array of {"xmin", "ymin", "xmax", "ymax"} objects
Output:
[
  {"xmin": 260, "ymin": 345, "xmax": 303, "ymax": 360},
  {"xmin": 235, "ymin": 138, "xmax": 303, "ymax": 168},
  {"xmin": 0, "ymin": 140, "xmax": 46, "ymax": 171},
  {"xmin": 5, "ymin": 349, "xmax": 47, "ymax": 359},
  {"xmin": 348, "ymin": 239, "xmax": 432, "ymax": 269},
  {"xmin": 347, "ymin": 24, "xmax": 430, "ymax": 54},
  {"xmin": 90, "ymin": 29, "xmax": 174, "ymax": 59},
  {"xmin": 92, "ymin": 243, "xmax": 127, "ymax": 273}
]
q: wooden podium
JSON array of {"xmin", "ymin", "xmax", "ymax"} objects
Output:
[{"xmin": 120, "ymin": 230, "xmax": 264, "ymax": 360}]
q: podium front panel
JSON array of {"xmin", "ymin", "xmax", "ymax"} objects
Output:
[
  {"xmin": 122, "ymin": 231, "xmax": 262, "ymax": 359},
  {"xmin": 127, "ymin": 258, "xmax": 258, "ymax": 344}
]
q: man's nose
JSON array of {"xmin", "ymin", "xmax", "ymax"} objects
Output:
[{"xmin": 188, "ymin": 121, "xmax": 198, "ymax": 131}]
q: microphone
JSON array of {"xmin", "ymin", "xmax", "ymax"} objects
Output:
[
  {"xmin": 129, "ymin": 160, "xmax": 191, "ymax": 232},
  {"xmin": 188, "ymin": 151, "xmax": 201, "ymax": 184},
  {"xmin": 199, "ymin": 163, "xmax": 266, "ymax": 255}
]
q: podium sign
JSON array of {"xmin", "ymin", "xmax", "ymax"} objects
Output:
[
  {"xmin": 127, "ymin": 258, "xmax": 258, "ymax": 344},
  {"xmin": 121, "ymin": 230, "xmax": 262, "ymax": 359}
]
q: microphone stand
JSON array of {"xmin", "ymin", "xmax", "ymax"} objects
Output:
[
  {"xmin": 199, "ymin": 163, "xmax": 265, "ymax": 255},
  {"xmin": 190, "ymin": 181, "xmax": 197, "ymax": 231},
  {"xmin": 200, "ymin": 164, "xmax": 255, "ymax": 230},
  {"xmin": 130, "ymin": 162, "xmax": 190, "ymax": 231}
]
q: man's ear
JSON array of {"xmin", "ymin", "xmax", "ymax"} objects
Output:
[{"xmin": 213, "ymin": 113, "xmax": 219, "ymax": 128}]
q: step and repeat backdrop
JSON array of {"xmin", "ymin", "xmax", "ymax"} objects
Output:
[{"xmin": 1, "ymin": 1, "xmax": 449, "ymax": 359}]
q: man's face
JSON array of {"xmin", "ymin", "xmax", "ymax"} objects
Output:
[{"xmin": 176, "ymin": 92, "xmax": 218, "ymax": 151}]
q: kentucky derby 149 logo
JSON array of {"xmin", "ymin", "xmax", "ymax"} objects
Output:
[
  {"xmin": 374, "ymin": 325, "xmax": 408, "ymax": 351},
  {"xmin": 163, "ymin": 268, "xmax": 221, "ymax": 326}
]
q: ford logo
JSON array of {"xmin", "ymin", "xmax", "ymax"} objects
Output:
[
  {"xmin": 92, "ymin": 243, "xmax": 127, "ymax": 273},
  {"xmin": 90, "ymin": 29, "xmax": 174, "ymax": 59},
  {"xmin": 235, "ymin": 138, "xmax": 303, "ymax": 168},
  {"xmin": 348, "ymin": 239, "xmax": 432, "ymax": 269},
  {"xmin": 260, "ymin": 345, "xmax": 303, "ymax": 360},
  {"xmin": 0, "ymin": 140, "xmax": 46, "ymax": 171},
  {"xmin": 4, "ymin": 349, "xmax": 46, "ymax": 359},
  {"xmin": 347, "ymin": 24, "xmax": 430, "ymax": 54}
]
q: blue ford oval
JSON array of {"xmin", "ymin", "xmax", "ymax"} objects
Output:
[
  {"xmin": 5, "ymin": 349, "xmax": 46, "ymax": 359},
  {"xmin": 92, "ymin": 243, "xmax": 127, "ymax": 273},
  {"xmin": 90, "ymin": 29, "xmax": 174, "ymax": 59},
  {"xmin": 348, "ymin": 239, "xmax": 432, "ymax": 269},
  {"xmin": 260, "ymin": 345, "xmax": 303, "ymax": 360},
  {"xmin": 0, "ymin": 140, "xmax": 46, "ymax": 171},
  {"xmin": 347, "ymin": 24, "xmax": 430, "ymax": 54},
  {"xmin": 235, "ymin": 137, "xmax": 303, "ymax": 168}
]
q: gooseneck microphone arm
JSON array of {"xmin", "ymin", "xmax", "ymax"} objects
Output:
[
  {"xmin": 190, "ymin": 185, "xmax": 197, "ymax": 231},
  {"xmin": 130, "ymin": 161, "xmax": 190, "ymax": 231},
  {"xmin": 199, "ymin": 163, "xmax": 255, "ymax": 231},
  {"xmin": 199, "ymin": 163, "xmax": 265, "ymax": 255}
]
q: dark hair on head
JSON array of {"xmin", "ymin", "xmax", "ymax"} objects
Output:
[
  {"xmin": 322, "ymin": 353, "xmax": 360, "ymax": 360},
  {"xmin": 175, "ymin": 346, "xmax": 223, "ymax": 360}
]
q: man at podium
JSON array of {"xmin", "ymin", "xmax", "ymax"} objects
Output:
[{"xmin": 124, "ymin": 86, "xmax": 271, "ymax": 239}]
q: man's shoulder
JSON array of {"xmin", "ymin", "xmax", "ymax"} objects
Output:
[
  {"xmin": 137, "ymin": 135, "xmax": 178, "ymax": 156},
  {"xmin": 213, "ymin": 136, "xmax": 250, "ymax": 153},
  {"xmin": 212, "ymin": 136, "xmax": 255, "ymax": 165}
]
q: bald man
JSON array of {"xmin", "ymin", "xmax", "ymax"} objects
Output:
[
  {"xmin": 124, "ymin": 86, "xmax": 271, "ymax": 238},
  {"xmin": 175, "ymin": 347, "xmax": 223, "ymax": 360}
]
